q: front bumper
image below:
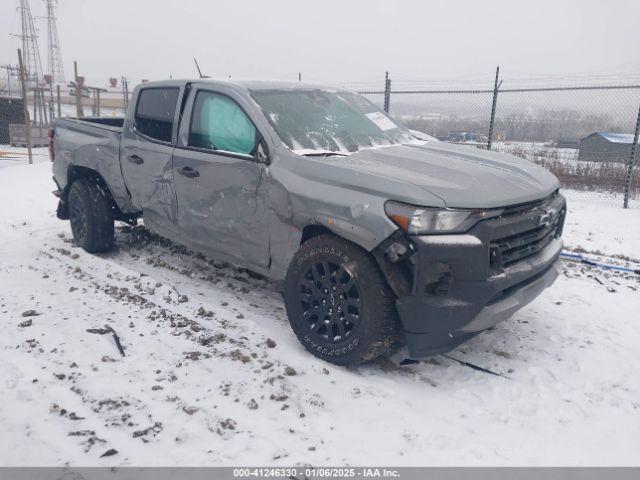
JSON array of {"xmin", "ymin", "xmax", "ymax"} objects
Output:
[{"xmin": 386, "ymin": 193, "xmax": 566, "ymax": 357}]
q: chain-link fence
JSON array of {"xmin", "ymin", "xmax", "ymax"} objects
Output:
[
  {"xmin": 1, "ymin": 53, "xmax": 132, "ymax": 166},
  {"xmin": 354, "ymin": 72, "xmax": 640, "ymax": 208},
  {"xmin": 1, "ymin": 49, "xmax": 36, "ymax": 163},
  {"xmin": 4, "ymin": 61, "xmax": 640, "ymax": 208}
]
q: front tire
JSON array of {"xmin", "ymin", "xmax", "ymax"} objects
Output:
[
  {"xmin": 284, "ymin": 234, "xmax": 402, "ymax": 366},
  {"xmin": 67, "ymin": 178, "xmax": 115, "ymax": 253}
]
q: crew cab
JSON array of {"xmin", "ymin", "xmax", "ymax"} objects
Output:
[{"xmin": 50, "ymin": 79, "xmax": 566, "ymax": 365}]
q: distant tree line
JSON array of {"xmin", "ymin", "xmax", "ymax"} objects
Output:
[{"xmin": 401, "ymin": 110, "xmax": 625, "ymax": 144}]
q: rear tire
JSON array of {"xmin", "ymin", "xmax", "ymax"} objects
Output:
[
  {"xmin": 284, "ymin": 234, "xmax": 402, "ymax": 366},
  {"xmin": 67, "ymin": 178, "xmax": 115, "ymax": 253}
]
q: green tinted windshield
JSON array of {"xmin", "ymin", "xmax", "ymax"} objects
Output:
[{"xmin": 250, "ymin": 90, "xmax": 415, "ymax": 154}]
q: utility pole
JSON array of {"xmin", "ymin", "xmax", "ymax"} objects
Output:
[
  {"xmin": 17, "ymin": 49, "xmax": 33, "ymax": 164},
  {"xmin": 72, "ymin": 60, "xmax": 84, "ymax": 117}
]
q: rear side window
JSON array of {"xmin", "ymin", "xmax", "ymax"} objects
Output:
[
  {"xmin": 134, "ymin": 88, "xmax": 179, "ymax": 142},
  {"xmin": 189, "ymin": 91, "xmax": 257, "ymax": 155}
]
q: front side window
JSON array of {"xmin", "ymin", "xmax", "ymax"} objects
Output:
[
  {"xmin": 134, "ymin": 87, "xmax": 179, "ymax": 142},
  {"xmin": 189, "ymin": 92, "xmax": 257, "ymax": 156}
]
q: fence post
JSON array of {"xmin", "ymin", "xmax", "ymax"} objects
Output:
[
  {"xmin": 623, "ymin": 105, "xmax": 640, "ymax": 208},
  {"xmin": 487, "ymin": 65, "xmax": 501, "ymax": 150},
  {"xmin": 5, "ymin": 65, "xmax": 11, "ymax": 96},
  {"xmin": 48, "ymin": 83, "xmax": 55, "ymax": 121},
  {"xmin": 32, "ymin": 89, "xmax": 38, "ymax": 125},
  {"xmin": 17, "ymin": 49, "xmax": 32, "ymax": 165},
  {"xmin": 56, "ymin": 84, "xmax": 61, "ymax": 117},
  {"xmin": 383, "ymin": 71, "xmax": 391, "ymax": 113},
  {"xmin": 121, "ymin": 76, "xmax": 129, "ymax": 114}
]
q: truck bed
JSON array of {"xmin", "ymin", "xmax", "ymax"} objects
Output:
[{"xmin": 52, "ymin": 116, "xmax": 137, "ymax": 215}]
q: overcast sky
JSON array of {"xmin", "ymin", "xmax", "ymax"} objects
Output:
[{"xmin": 2, "ymin": 0, "xmax": 640, "ymax": 88}]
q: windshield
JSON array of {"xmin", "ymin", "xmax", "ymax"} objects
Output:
[{"xmin": 250, "ymin": 89, "xmax": 421, "ymax": 155}]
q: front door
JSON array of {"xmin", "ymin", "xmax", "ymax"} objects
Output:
[
  {"xmin": 172, "ymin": 88, "xmax": 269, "ymax": 272},
  {"xmin": 120, "ymin": 86, "xmax": 181, "ymax": 230}
]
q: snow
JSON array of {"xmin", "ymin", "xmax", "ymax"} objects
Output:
[
  {"xmin": 1, "ymin": 149, "xmax": 639, "ymax": 466},
  {"xmin": 562, "ymin": 190, "xmax": 640, "ymax": 260},
  {"xmin": 593, "ymin": 132, "xmax": 638, "ymax": 144},
  {"xmin": 291, "ymin": 148, "xmax": 349, "ymax": 157},
  {"xmin": 493, "ymin": 142, "xmax": 580, "ymax": 164},
  {"xmin": 0, "ymin": 145, "xmax": 52, "ymax": 166},
  {"xmin": 419, "ymin": 235, "xmax": 482, "ymax": 246}
]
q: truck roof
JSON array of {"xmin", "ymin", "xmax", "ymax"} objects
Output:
[{"xmin": 137, "ymin": 78, "xmax": 341, "ymax": 93}]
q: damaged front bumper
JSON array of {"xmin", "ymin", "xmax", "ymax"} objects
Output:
[{"xmin": 377, "ymin": 193, "xmax": 566, "ymax": 358}]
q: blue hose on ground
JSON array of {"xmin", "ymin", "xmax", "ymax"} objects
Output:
[{"xmin": 561, "ymin": 251, "xmax": 640, "ymax": 275}]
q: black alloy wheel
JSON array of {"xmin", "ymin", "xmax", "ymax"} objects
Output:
[{"xmin": 299, "ymin": 260, "xmax": 361, "ymax": 344}]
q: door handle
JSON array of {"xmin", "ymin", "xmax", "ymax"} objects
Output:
[
  {"xmin": 178, "ymin": 166, "xmax": 200, "ymax": 178},
  {"xmin": 127, "ymin": 154, "xmax": 144, "ymax": 165}
]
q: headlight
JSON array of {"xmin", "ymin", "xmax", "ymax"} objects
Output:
[{"xmin": 384, "ymin": 201, "xmax": 501, "ymax": 234}]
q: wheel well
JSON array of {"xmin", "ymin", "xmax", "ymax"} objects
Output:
[
  {"xmin": 67, "ymin": 165, "xmax": 106, "ymax": 190},
  {"xmin": 296, "ymin": 224, "xmax": 412, "ymax": 297},
  {"xmin": 64, "ymin": 166, "xmax": 135, "ymax": 223},
  {"xmin": 300, "ymin": 224, "xmax": 333, "ymax": 245},
  {"xmin": 299, "ymin": 224, "xmax": 414, "ymax": 299}
]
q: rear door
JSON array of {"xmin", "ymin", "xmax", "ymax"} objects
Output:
[
  {"xmin": 172, "ymin": 86, "xmax": 269, "ymax": 271},
  {"xmin": 120, "ymin": 86, "xmax": 181, "ymax": 230}
]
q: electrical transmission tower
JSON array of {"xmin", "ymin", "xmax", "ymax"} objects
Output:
[
  {"xmin": 45, "ymin": 0, "xmax": 65, "ymax": 83},
  {"xmin": 13, "ymin": 0, "xmax": 44, "ymax": 88}
]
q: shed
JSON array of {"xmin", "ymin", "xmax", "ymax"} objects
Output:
[
  {"xmin": 578, "ymin": 132, "xmax": 637, "ymax": 163},
  {"xmin": 0, "ymin": 96, "xmax": 26, "ymax": 144}
]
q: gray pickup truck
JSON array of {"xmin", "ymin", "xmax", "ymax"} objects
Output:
[{"xmin": 50, "ymin": 79, "xmax": 565, "ymax": 365}]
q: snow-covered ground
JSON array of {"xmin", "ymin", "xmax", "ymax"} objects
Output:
[
  {"xmin": 1, "ymin": 150, "xmax": 639, "ymax": 466},
  {"xmin": 562, "ymin": 190, "xmax": 640, "ymax": 260},
  {"xmin": 493, "ymin": 142, "xmax": 579, "ymax": 163}
]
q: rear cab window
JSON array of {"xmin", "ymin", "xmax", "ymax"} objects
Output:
[{"xmin": 134, "ymin": 87, "xmax": 180, "ymax": 142}]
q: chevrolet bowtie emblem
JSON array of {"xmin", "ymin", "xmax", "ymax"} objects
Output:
[{"xmin": 538, "ymin": 207, "xmax": 556, "ymax": 227}]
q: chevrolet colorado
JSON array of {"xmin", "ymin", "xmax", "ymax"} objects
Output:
[{"xmin": 50, "ymin": 79, "xmax": 566, "ymax": 365}]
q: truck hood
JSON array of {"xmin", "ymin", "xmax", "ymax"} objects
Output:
[{"xmin": 303, "ymin": 141, "xmax": 559, "ymax": 209}]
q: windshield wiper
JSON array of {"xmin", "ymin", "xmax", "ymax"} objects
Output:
[{"xmin": 298, "ymin": 150, "xmax": 349, "ymax": 157}]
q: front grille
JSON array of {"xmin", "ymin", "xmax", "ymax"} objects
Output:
[
  {"xmin": 494, "ymin": 216, "xmax": 562, "ymax": 266},
  {"xmin": 490, "ymin": 194, "xmax": 565, "ymax": 268}
]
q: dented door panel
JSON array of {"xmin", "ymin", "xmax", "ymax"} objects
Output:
[
  {"xmin": 120, "ymin": 134, "xmax": 177, "ymax": 228},
  {"xmin": 119, "ymin": 84, "xmax": 185, "ymax": 231},
  {"xmin": 172, "ymin": 148, "xmax": 268, "ymax": 271}
]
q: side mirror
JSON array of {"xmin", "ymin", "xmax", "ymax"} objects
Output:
[{"xmin": 255, "ymin": 140, "xmax": 270, "ymax": 164}]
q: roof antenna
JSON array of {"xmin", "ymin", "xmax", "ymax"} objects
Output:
[{"xmin": 193, "ymin": 58, "xmax": 209, "ymax": 78}]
